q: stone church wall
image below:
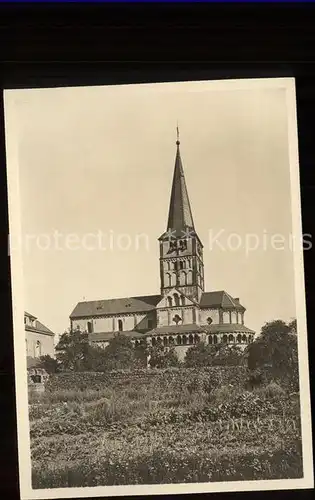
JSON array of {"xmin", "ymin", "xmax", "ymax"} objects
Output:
[{"xmin": 199, "ymin": 308, "xmax": 220, "ymax": 325}]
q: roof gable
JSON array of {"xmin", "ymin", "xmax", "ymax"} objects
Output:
[
  {"xmin": 156, "ymin": 288, "xmax": 196, "ymax": 308},
  {"xmin": 25, "ymin": 319, "xmax": 54, "ymax": 336}
]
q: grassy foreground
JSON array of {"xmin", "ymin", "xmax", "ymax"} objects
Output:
[{"xmin": 29, "ymin": 368, "xmax": 303, "ymax": 487}]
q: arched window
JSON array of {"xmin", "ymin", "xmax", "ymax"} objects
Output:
[
  {"xmin": 222, "ymin": 334, "xmax": 228, "ymax": 343},
  {"xmin": 187, "ymin": 270, "xmax": 193, "ymax": 285},
  {"xmin": 35, "ymin": 340, "xmax": 41, "ymax": 358},
  {"xmin": 167, "ymin": 296, "xmax": 173, "ymax": 307},
  {"xmin": 189, "ymin": 334, "xmax": 194, "ymax": 345},
  {"xmin": 237, "ymin": 333, "xmax": 242, "ymax": 343},
  {"xmin": 181, "ymin": 295, "xmax": 186, "ymax": 306},
  {"xmin": 166, "ymin": 273, "xmax": 172, "ymax": 287},
  {"xmin": 87, "ymin": 321, "xmax": 93, "ymax": 333},
  {"xmin": 169, "ymin": 336, "xmax": 174, "ymax": 345},
  {"xmin": 118, "ymin": 319, "xmax": 123, "ymax": 332},
  {"xmin": 242, "ymin": 334, "xmax": 247, "ymax": 343},
  {"xmin": 167, "ymin": 261, "xmax": 171, "ymax": 270},
  {"xmin": 171, "ymin": 273, "xmax": 177, "ymax": 286},
  {"xmin": 213, "ymin": 335, "xmax": 218, "ymax": 344},
  {"xmin": 163, "ymin": 336, "xmax": 168, "ymax": 346},
  {"xmin": 182, "ymin": 335, "xmax": 188, "ymax": 345},
  {"xmin": 179, "ymin": 261, "xmax": 184, "ymax": 270},
  {"xmin": 173, "ymin": 293, "xmax": 180, "ymax": 307},
  {"xmin": 179, "ymin": 271, "xmax": 186, "ymax": 286},
  {"xmin": 192, "ymin": 308, "xmax": 197, "ymax": 324},
  {"xmin": 177, "ymin": 335, "xmax": 182, "ymax": 345},
  {"xmin": 228, "ymin": 334, "xmax": 234, "ymax": 343},
  {"xmin": 194, "ymin": 334, "xmax": 200, "ymax": 344},
  {"xmin": 157, "ymin": 336, "xmax": 162, "ymax": 344},
  {"xmin": 231, "ymin": 311, "xmax": 237, "ymax": 324},
  {"xmin": 223, "ymin": 312, "xmax": 230, "ymax": 324},
  {"xmin": 208, "ymin": 335, "xmax": 213, "ymax": 344}
]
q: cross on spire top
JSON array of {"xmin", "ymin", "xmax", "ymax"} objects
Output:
[{"xmin": 176, "ymin": 123, "xmax": 180, "ymax": 146}]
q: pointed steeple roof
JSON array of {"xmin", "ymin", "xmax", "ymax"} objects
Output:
[{"xmin": 166, "ymin": 129, "xmax": 195, "ymax": 233}]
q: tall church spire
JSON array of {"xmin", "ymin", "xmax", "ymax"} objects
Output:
[
  {"xmin": 167, "ymin": 129, "xmax": 195, "ymax": 232},
  {"xmin": 159, "ymin": 130, "xmax": 204, "ymax": 303}
]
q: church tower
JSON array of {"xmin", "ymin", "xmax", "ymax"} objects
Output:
[{"xmin": 159, "ymin": 129, "xmax": 204, "ymax": 304}]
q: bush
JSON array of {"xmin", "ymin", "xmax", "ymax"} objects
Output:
[
  {"xmin": 246, "ymin": 368, "xmax": 267, "ymax": 389},
  {"xmin": 257, "ymin": 381, "xmax": 286, "ymax": 399}
]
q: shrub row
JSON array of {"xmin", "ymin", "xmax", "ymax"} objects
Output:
[
  {"xmin": 32, "ymin": 441, "xmax": 303, "ymax": 488},
  {"xmin": 45, "ymin": 366, "xmax": 248, "ymax": 393}
]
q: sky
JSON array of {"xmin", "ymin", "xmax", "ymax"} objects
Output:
[{"xmin": 6, "ymin": 79, "xmax": 299, "ymax": 336}]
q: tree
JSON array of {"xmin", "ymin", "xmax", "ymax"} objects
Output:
[
  {"xmin": 55, "ymin": 327, "xmax": 91, "ymax": 371},
  {"xmin": 185, "ymin": 342, "xmax": 244, "ymax": 367},
  {"xmin": 149, "ymin": 344, "xmax": 179, "ymax": 369},
  {"xmin": 247, "ymin": 319, "xmax": 298, "ymax": 388},
  {"xmin": 288, "ymin": 318, "xmax": 297, "ymax": 335},
  {"xmin": 38, "ymin": 354, "xmax": 60, "ymax": 374},
  {"xmin": 185, "ymin": 343, "xmax": 216, "ymax": 367},
  {"xmin": 213, "ymin": 344, "xmax": 244, "ymax": 366},
  {"xmin": 98, "ymin": 334, "xmax": 147, "ymax": 371}
]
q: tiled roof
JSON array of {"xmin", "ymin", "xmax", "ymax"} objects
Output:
[
  {"xmin": 89, "ymin": 330, "xmax": 146, "ymax": 342},
  {"xmin": 147, "ymin": 324, "xmax": 204, "ymax": 335},
  {"xmin": 70, "ymin": 294, "xmax": 161, "ymax": 319},
  {"xmin": 204, "ymin": 324, "xmax": 255, "ymax": 334},
  {"xmin": 200, "ymin": 291, "xmax": 245, "ymax": 310},
  {"xmin": 147, "ymin": 323, "xmax": 254, "ymax": 336},
  {"xmin": 25, "ymin": 311, "xmax": 36, "ymax": 319},
  {"xmin": 70, "ymin": 291, "xmax": 244, "ymax": 319},
  {"xmin": 25, "ymin": 317, "xmax": 54, "ymax": 336}
]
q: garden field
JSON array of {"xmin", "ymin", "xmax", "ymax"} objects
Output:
[{"xmin": 29, "ymin": 367, "xmax": 303, "ymax": 488}]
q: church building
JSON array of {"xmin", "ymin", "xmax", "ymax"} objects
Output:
[{"xmin": 70, "ymin": 132, "xmax": 255, "ymax": 360}]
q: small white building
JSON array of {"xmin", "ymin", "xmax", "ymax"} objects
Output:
[{"xmin": 25, "ymin": 311, "xmax": 55, "ymax": 360}]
